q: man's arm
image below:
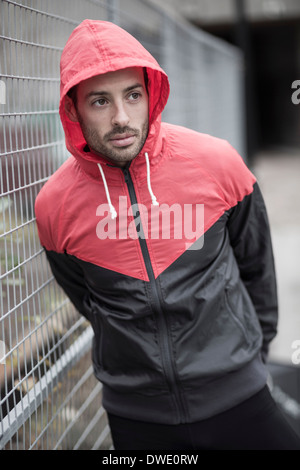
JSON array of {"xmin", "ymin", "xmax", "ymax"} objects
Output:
[
  {"xmin": 45, "ymin": 250, "xmax": 92, "ymax": 322},
  {"xmin": 227, "ymin": 181, "xmax": 278, "ymax": 363}
]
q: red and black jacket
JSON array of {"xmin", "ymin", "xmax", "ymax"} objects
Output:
[{"xmin": 35, "ymin": 20, "xmax": 278, "ymax": 424}]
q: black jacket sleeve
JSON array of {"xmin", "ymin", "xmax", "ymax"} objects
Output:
[
  {"xmin": 227, "ymin": 181, "xmax": 278, "ymax": 363},
  {"xmin": 45, "ymin": 249, "xmax": 92, "ymax": 322}
]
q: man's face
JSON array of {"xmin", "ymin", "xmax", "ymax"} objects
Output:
[{"xmin": 66, "ymin": 67, "xmax": 149, "ymax": 167}]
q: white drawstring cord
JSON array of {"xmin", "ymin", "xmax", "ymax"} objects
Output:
[
  {"xmin": 97, "ymin": 154, "xmax": 158, "ymax": 219},
  {"xmin": 145, "ymin": 152, "xmax": 159, "ymax": 206},
  {"xmin": 97, "ymin": 163, "xmax": 117, "ymax": 219}
]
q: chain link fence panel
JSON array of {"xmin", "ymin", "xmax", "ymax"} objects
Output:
[{"xmin": 0, "ymin": 0, "xmax": 245, "ymax": 450}]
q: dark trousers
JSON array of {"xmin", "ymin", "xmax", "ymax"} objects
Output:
[{"xmin": 108, "ymin": 386, "xmax": 300, "ymax": 450}]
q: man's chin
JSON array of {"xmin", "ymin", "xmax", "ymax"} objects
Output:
[
  {"xmin": 100, "ymin": 149, "xmax": 138, "ymax": 167},
  {"xmin": 88, "ymin": 139, "xmax": 146, "ymax": 165},
  {"xmin": 107, "ymin": 144, "xmax": 144, "ymax": 162}
]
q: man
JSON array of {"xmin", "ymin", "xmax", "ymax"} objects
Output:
[{"xmin": 35, "ymin": 19, "xmax": 300, "ymax": 450}]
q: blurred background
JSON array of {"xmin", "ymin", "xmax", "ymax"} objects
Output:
[{"xmin": 0, "ymin": 0, "xmax": 299, "ymax": 450}]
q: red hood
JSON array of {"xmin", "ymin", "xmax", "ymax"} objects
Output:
[{"xmin": 59, "ymin": 19, "xmax": 170, "ymax": 168}]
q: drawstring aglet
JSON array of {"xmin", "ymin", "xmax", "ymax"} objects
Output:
[
  {"xmin": 151, "ymin": 195, "xmax": 159, "ymax": 206},
  {"xmin": 110, "ymin": 205, "xmax": 117, "ymax": 220}
]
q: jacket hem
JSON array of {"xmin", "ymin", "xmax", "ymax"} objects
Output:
[{"xmin": 99, "ymin": 354, "xmax": 268, "ymax": 425}]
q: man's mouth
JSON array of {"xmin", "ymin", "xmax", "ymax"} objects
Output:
[{"xmin": 109, "ymin": 133, "xmax": 136, "ymax": 147}]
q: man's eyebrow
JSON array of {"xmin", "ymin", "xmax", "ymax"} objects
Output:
[
  {"xmin": 85, "ymin": 83, "xmax": 144, "ymax": 100},
  {"xmin": 123, "ymin": 83, "xmax": 144, "ymax": 93}
]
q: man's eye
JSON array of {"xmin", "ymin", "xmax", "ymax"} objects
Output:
[
  {"xmin": 129, "ymin": 92, "xmax": 140, "ymax": 101},
  {"xmin": 93, "ymin": 98, "xmax": 107, "ymax": 106}
]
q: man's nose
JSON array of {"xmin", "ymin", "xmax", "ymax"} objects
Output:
[{"xmin": 111, "ymin": 102, "xmax": 130, "ymax": 127}]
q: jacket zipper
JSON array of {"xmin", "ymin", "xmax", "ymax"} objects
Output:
[{"xmin": 123, "ymin": 167, "xmax": 187, "ymax": 423}]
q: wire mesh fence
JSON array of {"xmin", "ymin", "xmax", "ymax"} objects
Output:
[{"xmin": 0, "ymin": 0, "xmax": 245, "ymax": 450}]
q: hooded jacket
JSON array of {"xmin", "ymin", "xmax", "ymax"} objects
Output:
[{"xmin": 35, "ymin": 20, "xmax": 278, "ymax": 424}]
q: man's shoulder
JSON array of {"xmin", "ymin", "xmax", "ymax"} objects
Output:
[
  {"xmin": 162, "ymin": 122, "xmax": 234, "ymax": 153},
  {"xmin": 162, "ymin": 122, "xmax": 246, "ymax": 170},
  {"xmin": 36, "ymin": 157, "xmax": 76, "ymax": 204},
  {"xmin": 34, "ymin": 156, "xmax": 79, "ymax": 227},
  {"xmin": 34, "ymin": 156, "xmax": 80, "ymax": 250},
  {"xmin": 162, "ymin": 122, "xmax": 255, "ymax": 205}
]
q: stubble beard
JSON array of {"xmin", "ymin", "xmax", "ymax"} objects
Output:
[{"xmin": 78, "ymin": 116, "xmax": 149, "ymax": 165}]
